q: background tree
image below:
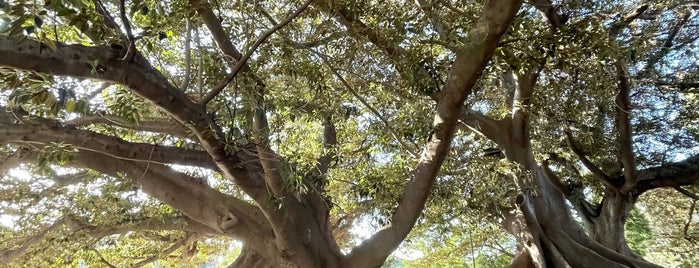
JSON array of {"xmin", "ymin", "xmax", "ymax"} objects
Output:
[{"xmin": 0, "ymin": 0, "xmax": 697, "ymax": 267}]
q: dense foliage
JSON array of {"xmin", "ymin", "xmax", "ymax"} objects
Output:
[{"xmin": 0, "ymin": 0, "xmax": 697, "ymax": 267}]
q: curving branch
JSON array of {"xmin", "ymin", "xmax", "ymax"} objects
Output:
[
  {"xmin": 636, "ymin": 154, "xmax": 699, "ymax": 194},
  {"xmin": 459, "ymin": 111, "xmax": 507, "ymax": 145},
  {"xmin": 68, "ymin": 150, "xmax": 274, "ymax": 250},
  {"xmin": 66, "ymin": 114, "xmax": 189, "ymax": 137},
  {"xmin": 0, "ymin": 110, "xmax": 215, "ymax": 170},
  {"xmin": 564, "ymin": 131, "xmax": 619, "ymax": 189},
  {"xmin": 0, "ymin": 32, "xmax": 273, "ymax": 210},
  {"xmin": 342, "ymin": 0, "xmax": 523, "ymax": 266}
]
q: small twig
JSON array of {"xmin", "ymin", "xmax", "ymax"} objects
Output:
[{"xmin": 199, "ymin": 0, "xmax": 313, "ymax": 105}]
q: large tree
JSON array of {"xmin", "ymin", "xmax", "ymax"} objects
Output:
[{"xmin": 0, "ymin": 0, "xmax": 697, "ymax": 267}]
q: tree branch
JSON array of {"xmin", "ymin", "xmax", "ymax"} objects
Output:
[
  {"xmin": 459, "ymin": 111, "xmax": 507, "ymax": 145},
  {"xmin": 198, "ymin": 0, "xmax": 313, "ymax": 104},
  {"xmin": 0, "ymin": 111, "xmax": 215, "ymax": 170},
  {"xmin": 133, "ymin": 234, "xmax": 191, "ymax": 267},
  {"xmin": 342, "ymin": 0, "xmax": 523, "ymax": 266},
  {"xmin": 313, "ymin": 50, "xmax": 419, "ymax": 158},
  {"xmin": 0, "ymin": 33, "xmax": 273, "ymax": 210},
  {"xmin": 529, "ymin": 0, "xmax": 568, "ymax": 31},
  {"xmin": 635, "ymin": 154, "xmax": 699, "ymax": 194},
  {"xmin": 118, "ymin": 0, "xmax": 136, "ymax": 61},
  {"xmin": 614, "ymin": 59, "xmax": 637, "ymax": 193},
  {"xmin": 66, "ymin": 114, "xmax": 189, "ymax": 137},
  {"xmin": 0, "ymin": 216, "xmax": 66, "ymax": 263},
  {"xmin": 69, "ymin": 150, "xmax": 274, "ymax": 248},
  {"xmin": 564, "ymin": 131, "xmax": 619, "ymax": 190},
  {"xmin": 180, "ymin": 19, "xmax": 193, "ymax": 92},
  {"xmin": 416, "ymin": 0, "xmax": 455, "ymax": 47}
]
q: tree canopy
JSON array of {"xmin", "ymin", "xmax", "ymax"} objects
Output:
[{"xmin": 0, "ymin": 0, "xmax": 697, "ymax": 267}]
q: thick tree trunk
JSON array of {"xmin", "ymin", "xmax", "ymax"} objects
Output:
[
  {"xmin": 590, "ymin": 191, "xmax": 638, "ymax": 257},
  {"xmin": 228, "ymin": 246, "xmax": 275, "ymax": 268},
  {"xmin": 504, "ymin": 143, "xmax": 659, "ymax": 268}
]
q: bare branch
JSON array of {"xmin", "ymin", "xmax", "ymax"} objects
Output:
[
  {"xmin": 69, "ymin": 114, "xmax": 188, "ymax": 136},
  {"xmin": 675, "ymin": 186, "xmax": 699, "ymax": 200},
  {"xmin": 66, "ymin": 114, "xmax": 189, "ymax": 137},
  {"xmin": 198, "ymin": 0, "xmax": 312, "ymax": 104},
  {"xmin": 684, "ymin": 200, "xmax": 697, "ymax": 243},
  {"xmin": 69, "ymin": 216, "xmax": 221, "ymax": 239}
]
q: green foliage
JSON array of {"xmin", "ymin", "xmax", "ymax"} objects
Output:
[
  {"xmin": 625, "ymin": 207, "xmax": 653, "ymax": 256},
  {"xmin": 0, "ymin": 0, "xmax": 698, "ymax": 266}
]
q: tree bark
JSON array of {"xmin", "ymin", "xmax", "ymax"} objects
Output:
[{"xmin": 590, "ymin": 191, "xmax": 638, "ymax": 257}]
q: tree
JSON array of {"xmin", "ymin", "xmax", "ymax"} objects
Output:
[{"xmin": 0, "ymin": 0, "xmax": 697, "ymax": 267}]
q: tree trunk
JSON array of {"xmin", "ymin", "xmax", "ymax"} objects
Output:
[
  {"xmin": 228, "ymin": 246, "xmax": 275, "ymax": 268},
  {"xmin": 590, "ymin": 191, "xmax": 639, "ymax": 257}
]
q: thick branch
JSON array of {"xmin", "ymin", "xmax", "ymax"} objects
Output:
[
  {"xmin": 342, "ymin": 1, "xmax": 522, "ymax": 266},
  {"xmin": 529, "ymin": 0, "xmax": 568, "ymax": 31},
  {"xmin": 0, "ymin": 217, "xmax": 66, "ymax": 263},
  {"xmin": 565, "ymin": 131, "xmax": 619, "ymax": 189},
  {"xmin": 0, "ymin": 111, "xmax": 215, "ymax": 170},
  {"xmin": 459, "ymin": 111, "xmax": 507, "ymax": 144},
  {"xmin": 636, "ymin": 154, "xmax": 699, "ymax": 194},
  {"xmin": 66, "ymin": 114, "xmax": 189, "ymax": 137},
  {"xmin": 0, "ymin": 34, "xmax": 272, "ymax": 208},
  {"xmin": 67, "ymin": 150, "xmax": 286, "ymax": 263},
  {"xmin": 615, "ymin": 60, "xmax": 637, "ymax": 193}
]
